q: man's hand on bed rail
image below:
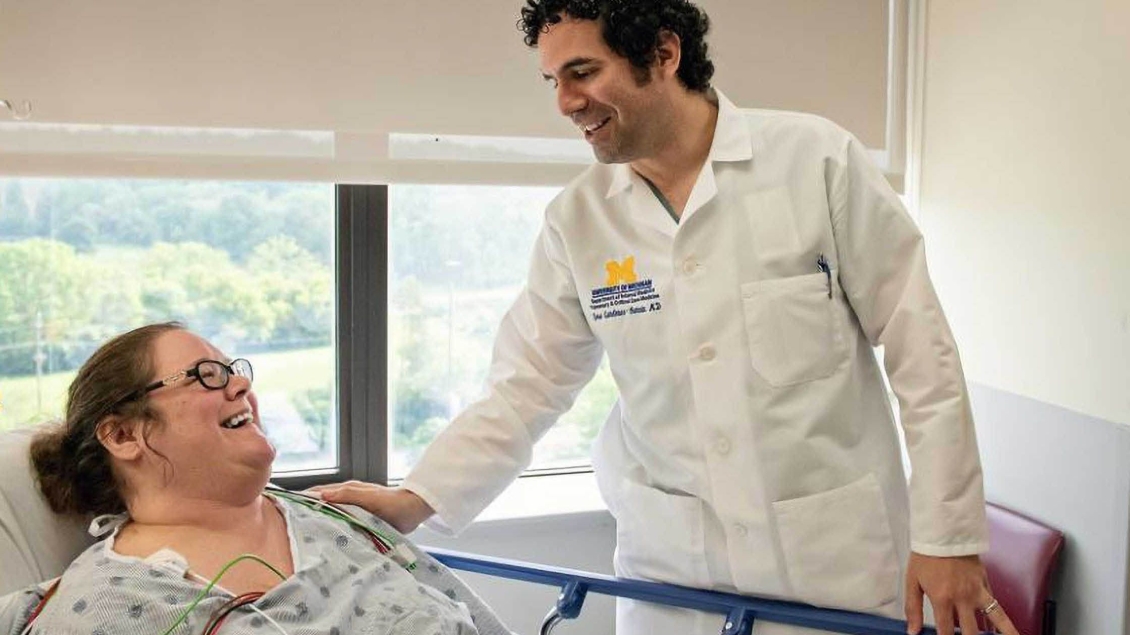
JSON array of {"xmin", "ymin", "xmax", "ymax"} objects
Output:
[
  {"xmin": 905, "ymin": 552, "xmax": 1019, "ymax": 635},
  {"xmin": 306, "ymin": 481, "xmax": 435, "ymax": 534}
]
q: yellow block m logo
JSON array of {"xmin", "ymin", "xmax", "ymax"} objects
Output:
[{"xmin": 604, "ymin": 256, "xmax": 638, "ymax": 286}]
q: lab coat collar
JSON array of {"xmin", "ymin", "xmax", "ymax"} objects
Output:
[
  {"xmin": 710, "ymin": 88, "xmax": 756, "ymax": 162},
  {"xmin": 604, "ymin": 88, "xmax": 754, "ymax": 200}
]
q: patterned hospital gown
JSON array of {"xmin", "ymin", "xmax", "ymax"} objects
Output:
[{"xmin": 0, "ymin": 496, "xmax": 512, "ymax": 635}]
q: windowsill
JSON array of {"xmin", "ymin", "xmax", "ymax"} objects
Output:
[{"xmin": 466, "ymin": 470, "xmax": 610, "ymax": 528}]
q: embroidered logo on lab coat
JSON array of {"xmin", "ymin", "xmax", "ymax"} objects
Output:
[
  {"xmin": 590, "ymin": 256, "xmax": 662, "ymax": 321},
  {"xmin": 605, "ymin": 256, "xmax": 638, "ymax": 286}
]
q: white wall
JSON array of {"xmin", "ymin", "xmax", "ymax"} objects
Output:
[
  {"xmin": 969, "ymin": 384, "xmax": 1130, "ymax": 635},
  {"xmin": 919, "ymin": 0, "xmax": 1130, "ymax": 632},
  {"xmin": 918, "ymin": 0, "xmax": 1130, "ymax": 427}
]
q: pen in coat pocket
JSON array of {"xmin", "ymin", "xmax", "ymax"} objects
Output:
[{"xmin": 817, "ymin": 254, "xmax": 832, "ymax": 299}]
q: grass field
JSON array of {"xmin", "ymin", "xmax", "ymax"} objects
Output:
[{"xmin": 0, "ymin": 346, "xmax": 333, "ymax": 432}]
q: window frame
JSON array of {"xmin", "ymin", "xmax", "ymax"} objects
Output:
[
  {"xmin": 277, "ymin": 182, "xmax": 598, "ymax": 491},
  {"xmin": 271, "ymin": 183, "xmax": 389, "ymax": 490}
]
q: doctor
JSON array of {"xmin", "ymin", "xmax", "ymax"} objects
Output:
[{"xmin": 316, "ymin": 1, "xmax": 1018, "ymax": 634}]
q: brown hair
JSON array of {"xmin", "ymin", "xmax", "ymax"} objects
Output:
[{"xmin": 29, "ymin": 322, "xmax": 185, "ymax": 516}]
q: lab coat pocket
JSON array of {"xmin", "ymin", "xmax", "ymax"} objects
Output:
[
  {"xmin": 741, "ymin": 271, "xmax": 847, "ymax": 387},
  {"xmin": 772, "ymin": 474, "xmax": 899, "ymax": 611},
  {"xmin": 613, "ymin": 480, "xmax": 706, "ymax": 586}
]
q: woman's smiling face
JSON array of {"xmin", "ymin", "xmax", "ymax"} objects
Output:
[{"xmin": 136, "ymin": 329, "xmax": 275, "ymax": 497}]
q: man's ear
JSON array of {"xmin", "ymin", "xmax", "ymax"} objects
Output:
[
  {"xmin": 655, "ymin": 29, "xmax": 683, "ymax": 79},
  {"xmin": 97, "ymin": 416, "xmax": 146, "ymax": 462}
]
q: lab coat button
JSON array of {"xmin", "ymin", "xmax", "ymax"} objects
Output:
[
  {"xmin": 714, "ymin": 437, "xmax": 731, "ymax": 455},
  {"xmin": 682, "ymin": 259, "xmax": 698, "ymax": 275},
  {"xmin": 733, "ymin": 523, "xmax": 749, "ymax": 537},
  {"xmin": 699, "ymin": 345, "xmax": 716, "ymax": 361}
]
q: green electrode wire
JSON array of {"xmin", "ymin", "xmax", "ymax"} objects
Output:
[
  {"xmin": 162, "ymin": 489, "xmax": 412, "ymax": 634},
  {"xmin": 158, "ymin": 554, "xmax": 287, "ymax": 635},
  {"xmin": 268, "ymin": 489, "xmax": 402, "ymax": 550}
]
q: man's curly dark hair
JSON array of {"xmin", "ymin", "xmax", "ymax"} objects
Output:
[{"xmin": 518, "ymin": 0, "xmax": 714, "ymax": 93}]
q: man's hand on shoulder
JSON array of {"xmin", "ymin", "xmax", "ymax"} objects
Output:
[{"xmin": 306, "ymin": 480, "xmax": 435, "ymax": 534}]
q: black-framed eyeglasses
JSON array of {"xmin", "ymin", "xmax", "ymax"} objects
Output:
[{"xmin": 117, "ymin": 358, "xmax": 254, "ymax": 407}]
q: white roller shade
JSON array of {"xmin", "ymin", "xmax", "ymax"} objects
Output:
[{"xmin": 0, "ymin": 0, "xmax": 893, "ymax": 182}]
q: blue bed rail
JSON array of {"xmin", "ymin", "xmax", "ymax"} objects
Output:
[{"xmin": 427, "ymin": 547, "xmax": 936, "ymax": 635}]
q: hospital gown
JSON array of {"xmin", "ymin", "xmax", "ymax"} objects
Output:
[{"xmin": 0, "ymin": 496, "xmax": 512, "ymax": 635}]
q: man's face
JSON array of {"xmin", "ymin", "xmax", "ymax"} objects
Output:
[{"xmin": 539, "ymin": 17, "xmax": 669, "ymax": 164}]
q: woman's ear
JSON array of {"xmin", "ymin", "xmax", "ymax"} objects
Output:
[{"xmin": 96, "ymin": 416, "xmax": 145, "ymax": 462}]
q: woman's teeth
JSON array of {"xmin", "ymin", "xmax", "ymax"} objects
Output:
[{"xmin": 221, "ymin": 412, "xmax": 253, "ymax": 429}]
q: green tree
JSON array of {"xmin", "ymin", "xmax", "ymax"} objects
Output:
[
  {"xmin": 248, "ymin": 236, "xmax": 333, "ymax": 345},
  {"xmin": 389, "ymin": 277, "xmax": 447, "ymax": 452},
  {"xmin": 0, "ymin": 239, "xmax": 98, "ymax": 375},
  {"xmin": 268, "ymin": 189, "xmax": 334, "ymax": 265},
  {"xmin": 291, "ymin": 387, "xmax": 332, "ymax": 450},
  {"xmin": 139, "ymin": 242, "xmax": 277, "ymax": 345}
]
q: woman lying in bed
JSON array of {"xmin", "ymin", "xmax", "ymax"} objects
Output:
[{"xmin": 0, "ymin": 322, "xmax": 508, "ymax": 635}]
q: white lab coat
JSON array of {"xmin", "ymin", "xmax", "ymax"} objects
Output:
[{"xmin": 403, "ymin": 90, "xmax": 988, "ymax": 635}]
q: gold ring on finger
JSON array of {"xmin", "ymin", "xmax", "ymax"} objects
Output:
[{"xmin": 979, "ymin": 598, "xmax": 1001, "ymax": 616}]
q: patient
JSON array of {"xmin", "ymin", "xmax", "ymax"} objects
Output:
[{"xmin": 0, "ymin": 322, "xmax": 507, "ymax": 635}]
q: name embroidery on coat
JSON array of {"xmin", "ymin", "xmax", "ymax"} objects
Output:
[{"xmin": 590, "ymin": 256, "xmax": 662, "ymax": 321}]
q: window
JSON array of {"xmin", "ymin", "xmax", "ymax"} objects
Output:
[
  {"xmin": 387, "ymin": 184, "xmax": 616, "ymax": 480},
  {"xmin": 0, "ymin": 178, "xmax": 338, "ymax": 475},
  {"xmin": 0, "ymin": 179, "xmax": 615, "ymax": 488}
]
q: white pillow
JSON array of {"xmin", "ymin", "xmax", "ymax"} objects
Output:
[{"xmin": 0, "ymin": 425, "xmax": 94, "ymax": 595}]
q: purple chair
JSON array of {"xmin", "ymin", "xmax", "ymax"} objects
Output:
[{"xmin": 981, "ymin": 502, "xmax": 1065, "ymax": 635}]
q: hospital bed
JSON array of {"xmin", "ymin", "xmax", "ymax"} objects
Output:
[{"xmin": 0, "ymin": 425, "xmax": 1063, "ymax": 635}]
